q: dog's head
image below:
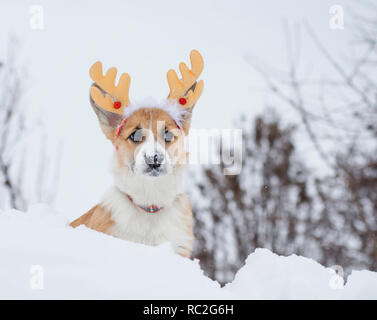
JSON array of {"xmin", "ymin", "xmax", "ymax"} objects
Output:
[{"xmin": 89, "ymin": 50, "xmax": 204, "ymax": 178}]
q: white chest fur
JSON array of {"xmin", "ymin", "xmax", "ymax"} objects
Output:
[{"xmin": 100, "ymin": 187, "xmax": 192, "ymax": 255}]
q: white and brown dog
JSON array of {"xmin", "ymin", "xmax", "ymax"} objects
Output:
[{"xmin": 70, "ymin": 50, "xmax": 204, "ymax": 258}]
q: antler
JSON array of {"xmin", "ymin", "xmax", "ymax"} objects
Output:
[
  {"xmin": 89, "ymin": 61, "xmax": 131, "ymax": 115},
  {"xmin": 167, "ymin": 50, "xmax": 204, "ymax": 109}
]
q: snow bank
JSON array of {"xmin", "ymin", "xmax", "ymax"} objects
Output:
[
  {"xmin": 226, "ymin": 249, "xmax": 377, "ymax": 299},
  {"xmin": 0, "ymin": 205, "xmax": 376, "ymax": 299}
]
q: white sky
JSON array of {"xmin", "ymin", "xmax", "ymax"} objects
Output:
[{"xmin": 0, "ymin": 0, "xmax": 353, "ymax": 218}]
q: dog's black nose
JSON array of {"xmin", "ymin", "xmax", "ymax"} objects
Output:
[
  {"xmin": 145, "ymin": 153, "xmax": 163, "ymax": 170},
  {"xmin": 150, "ymin": 154, "xmax": 161, "ymax": 169}
]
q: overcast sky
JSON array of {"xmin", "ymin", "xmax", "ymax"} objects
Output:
[{"xmin": 0, "ymin": 0, "xmax": 355, "ymax": 217}]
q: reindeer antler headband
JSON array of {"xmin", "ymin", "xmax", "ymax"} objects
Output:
[
  {"xmin": 89, "ymin": 50, "xmax": 204, "ymax": 123},
  {"xmin": 166, "ymin": 50, "xmax": 204, "ymax": 109}
]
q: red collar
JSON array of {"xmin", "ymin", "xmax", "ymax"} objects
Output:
[{"xmin": 126, "ymin": 194, "xmax": 164, "ymax": 214}]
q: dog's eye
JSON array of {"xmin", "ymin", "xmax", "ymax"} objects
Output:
[
  {"xmin": 164, "ymin": 130, "xmax": 174, "ymax": 143},
  {"xmin": 129, "ymin": 129, "xmax": 143, "ymax": 142}
]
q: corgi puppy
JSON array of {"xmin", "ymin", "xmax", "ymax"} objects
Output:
[{"xmin": 70, "ymin": 50, "xmax": 204, "ymax": 257}]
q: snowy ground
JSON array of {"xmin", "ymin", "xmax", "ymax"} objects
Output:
[{"xmin": 0, "ymin": 205, "xmax": 376, "ymax": 299}]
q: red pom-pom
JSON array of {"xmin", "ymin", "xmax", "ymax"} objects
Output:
[
  {"xmin": 113, "ymin": 101, "xmax": 122, "ymax": 109},
  {"xmin": 179, "ymin": 97, "xmax": 187, "ymax": 105}
]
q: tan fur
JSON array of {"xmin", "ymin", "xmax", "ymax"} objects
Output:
[{"xmin": 70, "ymin": 205, "xmax": 114, "ymax": 235}]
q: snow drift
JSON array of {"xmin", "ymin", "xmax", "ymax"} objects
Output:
[{"xmin": 0, "ymin": 205, "xmax": 376, "ymax": 299}]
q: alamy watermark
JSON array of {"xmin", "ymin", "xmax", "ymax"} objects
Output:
[
  {"xmin": 328, "ymin": 265, "xmax": 344, "ymax": 290},
  {"xmin": 329, "ymin": 5, "xmax": 344, "ymax": 30},
  {"xmin": 29, "ymin": 264, "xmax": 44, "ymax": 290},
  {"xmin": 29, "ymin": 5, "xmax": 44, "ymax": 30},
  {"xmin": 131, "ymin": 123, "xmax": 243, "ymax": 175}
]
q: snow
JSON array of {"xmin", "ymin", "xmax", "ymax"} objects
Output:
[{"xmin": 0, "ymin": 205, "xmax": 376, "ymax": 299}]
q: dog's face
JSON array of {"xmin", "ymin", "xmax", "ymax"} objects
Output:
[
  {"xmin": 114, "ymin": 108, "xmax": 187, "ymax": 178},
  {"xmin": 91, "ymin": 102, "xmax": 191, "ymax": 179}
]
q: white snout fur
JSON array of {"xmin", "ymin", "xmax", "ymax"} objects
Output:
[{"xmin": 132, "ymin": 129, "xmax": 173, "ymax": 176}]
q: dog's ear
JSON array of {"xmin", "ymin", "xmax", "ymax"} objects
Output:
[
  {"xmin": 166, "ymin": 50, "xmax": 204, "ymax": 134},
  {"xmin": 89, "ymin": 61, "xmax": 131, "ymax": 142},
  {"xmin": 89, "ymin": 87, "xmax": 123, "ymax": 141},
  {"xmin": 178, "ymin": 82, "xmax": 199, "ymax": 135}
]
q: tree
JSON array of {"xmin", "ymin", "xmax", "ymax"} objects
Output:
[
  {"xmin": 189, "ymin": 3, "xmax": 377, "ymax": 284},
  {"xmin": 0, "ymin": 40, "xmax": 61, "ymax": 210},
  {"xmin": 189, "ymin": 111, "xmax": 377, "ymax": 285},
  {"xmin": 189, "ymin": 112, "xmax": 314, "ymax": 284},
  {"xmin": 248, "ymin": 3, "xmax": 377, "ymax": 275}
]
